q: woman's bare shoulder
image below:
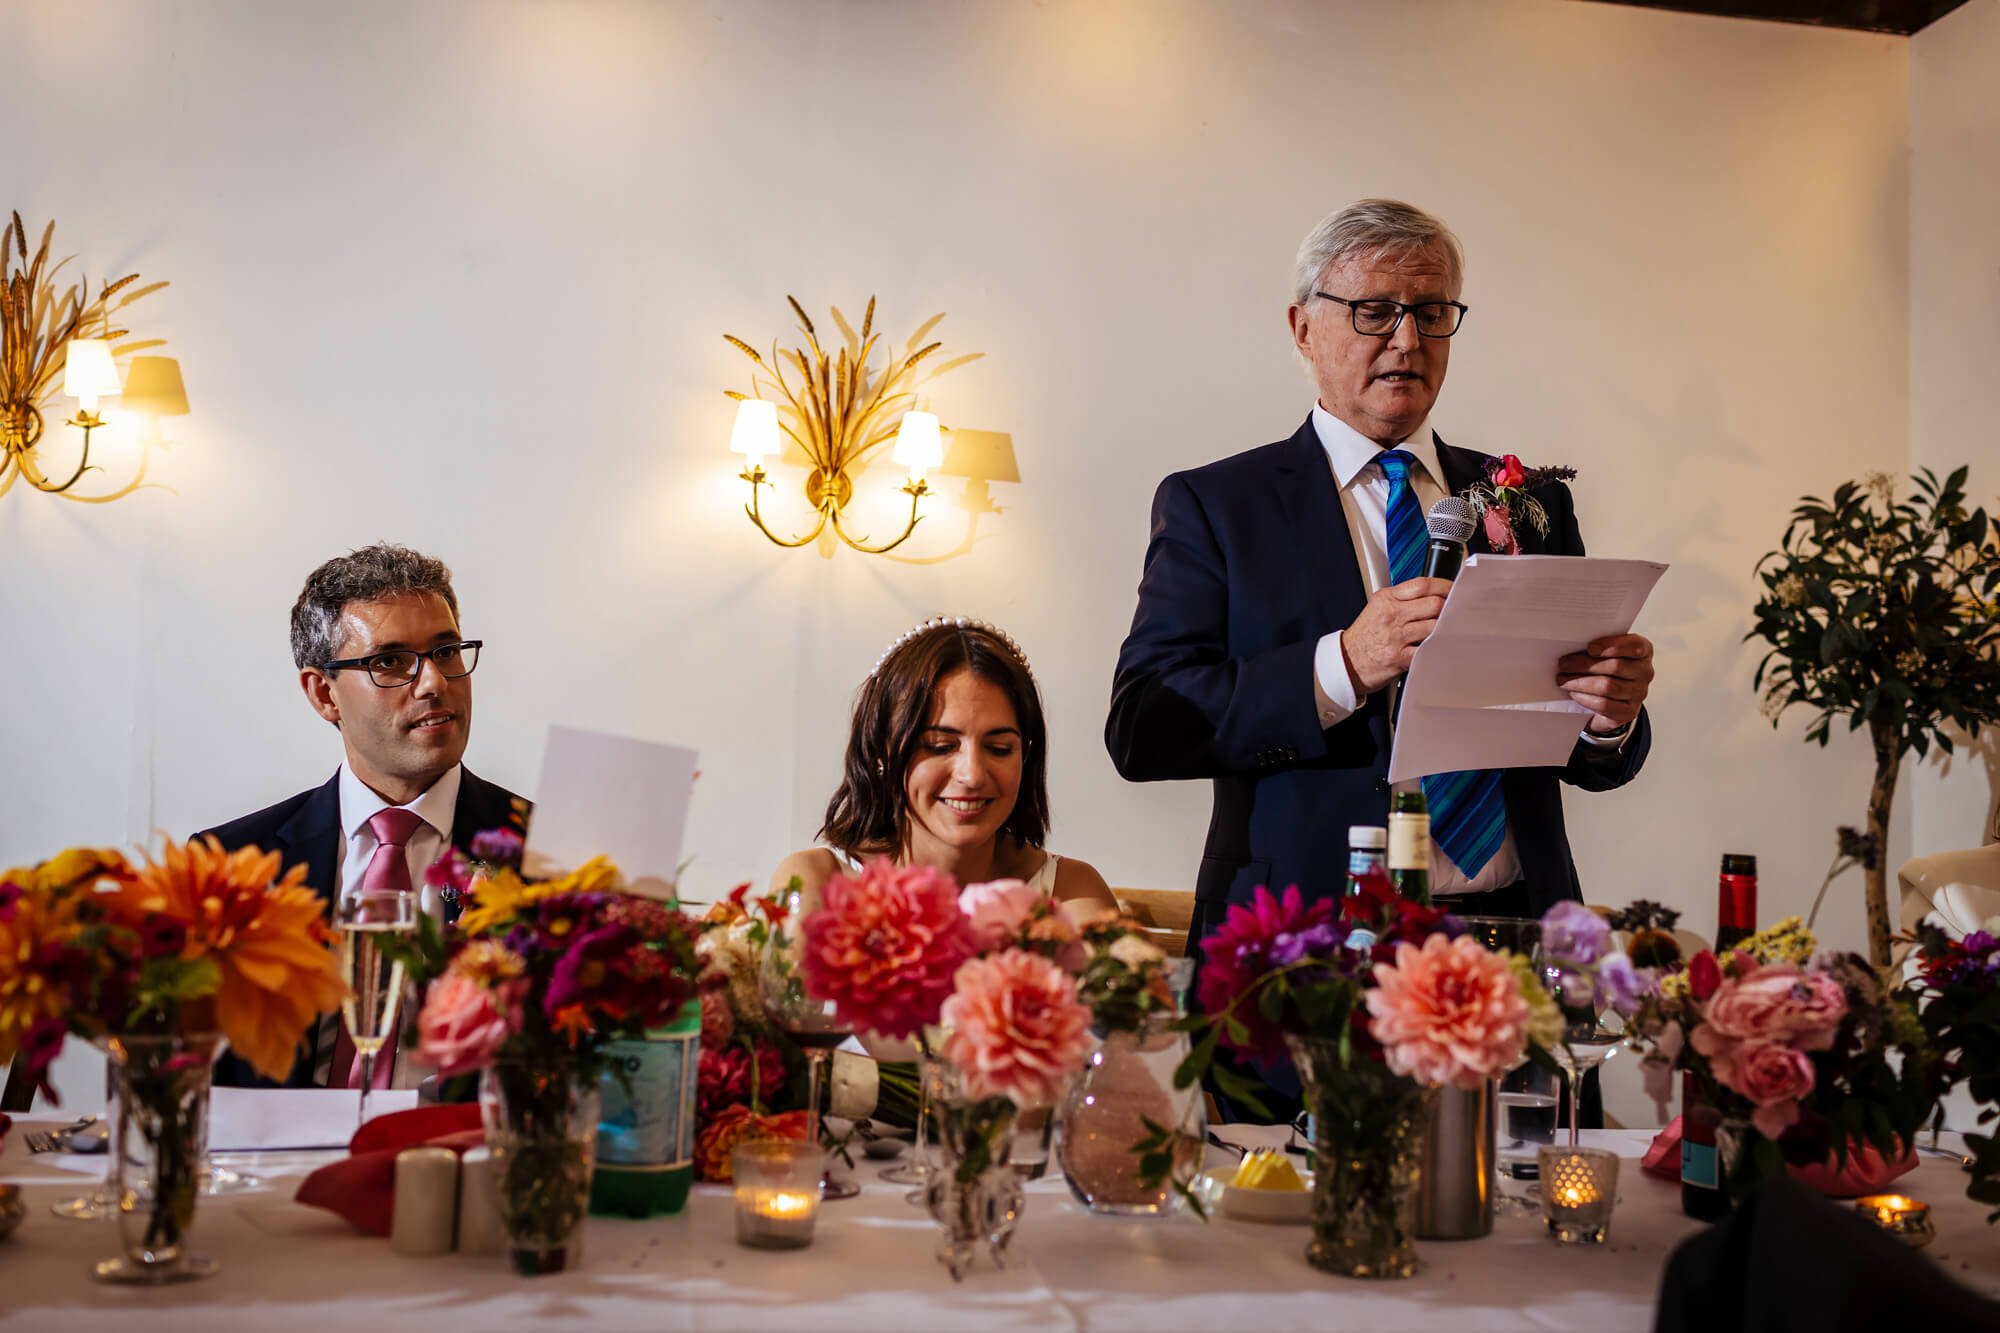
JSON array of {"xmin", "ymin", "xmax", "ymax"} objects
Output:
[
  {"xmin": 770, "ymin": 848, "xmax": 841, "ymax": 895},
  {"xmin": 1050, "ymin": 855, "xmax": 1119, "ymax": 914}
]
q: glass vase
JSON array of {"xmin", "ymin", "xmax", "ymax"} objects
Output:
[
  {"xmin": 922, "ymin": 1059, "xmax": 1025, "ymax": 1282},
  {"xmin": 94, "ymin": 1033, "xmax": 226, "ymax": 1284},
  {"xmin": 1058, "ymin": 1012, "xmax": 1206, "ymax": 1214},
  {"xmin": 1287, "ymin": 1034, "xmax": 1432, "ymax": 1280},
  {"xmin": 480, "ymin": 1059, "xmax": 601, "ymax": 1275}
]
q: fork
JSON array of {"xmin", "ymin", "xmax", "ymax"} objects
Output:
[{"xmin": 23, "ymin": 1117, "xmax": 96, "ymax": 1154}]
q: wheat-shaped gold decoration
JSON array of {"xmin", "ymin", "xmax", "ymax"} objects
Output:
[
  {"xmin": 0, "ymin": 213, "xmax": 167, "ymax": 500},
  {"xmin": 723, "ymin": 296, "xmax": 973, "ymax": 553}
]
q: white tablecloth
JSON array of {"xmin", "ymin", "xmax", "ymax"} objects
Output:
[{"xmin": 4, "ymin": 1122, "xmax": 1996, "ymax": 1331}]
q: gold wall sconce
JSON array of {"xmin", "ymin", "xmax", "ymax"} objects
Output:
[
  {"xmin": 723, "ymin": 297, "xmax": 966, "ymax": 554},
  {"xmin": 1, "ymin": 213, "xmax": 175, "ymax": 503}
]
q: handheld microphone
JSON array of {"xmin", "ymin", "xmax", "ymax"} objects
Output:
[{"xmin": 1422, "ymin": 496, "xmax": 1477, "ymax": 581}]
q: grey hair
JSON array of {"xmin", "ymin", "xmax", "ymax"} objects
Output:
[
  {"xmin": 1291, "ymin": 199, "xmax": 1465, "ymax": 307},
  {"xmin": 290, "ymin": 543, "xmax": 459, "ymax": 669}
]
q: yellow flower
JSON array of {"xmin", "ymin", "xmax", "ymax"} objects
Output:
[
  {"xmin": 110, "ymin": 837, "xmax": 346, "ymax": 1082},
  {"xmin": 454, "ymin": 940, "xmax": 526, "ymax": 984},
  {"xmin": 1739, "ymin": 916, "xmax": 1815, "ymax": 965},
  {"xmin": 0, "ymin": 884, "xmax": 85, "ymax": 1062},
  {"xmin": 455, "ymin": 856, "xmax": 627, "ymax": 936}
]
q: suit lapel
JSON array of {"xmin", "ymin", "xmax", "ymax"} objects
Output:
[
  {"xmin": 446, "ymin": 768, "xmax": 529, "ymax": 924},
  {"xmin": 275, "ymin": 772, "xmax": 343, "ymax": 917},
  {"xmin": 1434, "ymin": 433, "xmax": 1499, "ymax": 556},
  {"xmin": 1275, "ymin": 417, "xmax": 1369, "ymax": 637}
]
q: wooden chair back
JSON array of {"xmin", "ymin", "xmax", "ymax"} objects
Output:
[{"xmin": 1112, "ymin": 887, "xmax": 1196, "ymax": 960}]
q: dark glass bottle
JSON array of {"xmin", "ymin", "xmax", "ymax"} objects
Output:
[
  {"xmin": 1344, "ymin": 825, "xmax": 1389, "ymax": 951},
  {"xmin": 1679, "ymin": 1073, "xmax": 1730, "ymax": 1221},
  {"xmin": 1715, "ymin": 853, "xmax": 1757, "ymax": 954},
  {"xmin": 1387, "ymin": 791, "xmax": 1432, "ymax": 907}
]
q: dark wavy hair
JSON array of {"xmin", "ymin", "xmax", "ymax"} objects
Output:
[{"xmin": 819, "ymin": 622, "xmax": 1049, "ymax": 856}]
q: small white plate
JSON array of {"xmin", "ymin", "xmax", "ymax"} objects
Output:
[{"xmin": 1192, "ymin": 1167, "xmax": 1314, "ymax": 1224}]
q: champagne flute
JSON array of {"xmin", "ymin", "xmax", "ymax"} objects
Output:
[
  {"xmin": 1538, "ymin": 953, "xmax": 1622, "ymax": 1149},
  {"xmin": 759, "ymin": 885, "xmax": 857, "ymax": 1200},
  {"xmin": 337, "ymin": 888, "xmax": 415, "ymax": 1129}
]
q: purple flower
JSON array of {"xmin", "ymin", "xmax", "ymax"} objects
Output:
[
  {"xmin": 1599, "ymin": 952, "xmax": 1655, "ymax": 1016},
  {"xmin": 470, "ymin": 828, "xmax": 525, "ymax": 867},
  {"xmin": 544, "ymin": 923, "xmax": 636, "ymax": 1015},
  {"xmin": 1268, "ymin": 922, "xmax": 1340, "ymax": 966},
  {"xmin": 1540, "ymin": 902, "xmax": 1612, "ymax": 966}
]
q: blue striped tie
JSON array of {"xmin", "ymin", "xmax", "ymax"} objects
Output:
[{"xmin": 1377, "ymin": 449, "xmax": 1508, "ymax": 879}]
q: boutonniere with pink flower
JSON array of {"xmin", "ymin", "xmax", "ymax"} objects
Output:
[{"xmin": 1458, "ymin": 453, "xmax": 1580, "ymax": 555}]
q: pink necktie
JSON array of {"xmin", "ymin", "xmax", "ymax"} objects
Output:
[{"xmin": 344, "ymin": 808, "xmax": 426, "ymax": 1089}]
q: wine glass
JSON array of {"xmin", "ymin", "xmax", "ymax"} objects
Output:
[
  {"xmin": 759, "ymin": 887, "xmax": 857, "ymax": 1200},
  {"xmin": 1538, "ymin": 954, "xmax": 1622, "ymax": 1149},
  {"xmin": 49, "ymin": 1061, "xmax": 117, "ymax": 1221},
  {"xmin": 336, "ymin": 887, "xmax": 415, "ymax": 1129},
  {"xmin": 1460, "ymin": 916, "xmax": 1550, "ymax": 1214}
]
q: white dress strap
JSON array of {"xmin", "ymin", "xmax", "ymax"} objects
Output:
[{"xmin": 1026, "ymin": 852, "xmax": 1061, "ymax": 896}]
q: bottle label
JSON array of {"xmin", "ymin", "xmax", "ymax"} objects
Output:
[
  {"xmin": 1680, "ymin": 1139, "xmax": 1719, "ymax": 1190},
  {"xmin": 1347, "ymin": 850, "xmax": 1385, "ymax": 879},
  {"xmin": 1388, "ymin": 814, "xmax": 1430, "ymax": 870},
  {"xmin": 1718, "ymin": 873, "xmax": 1757, "ymax": 931},
  {"xmin": 597, "ymin": 1031, "xmax": 698, "ymax": 1169}
]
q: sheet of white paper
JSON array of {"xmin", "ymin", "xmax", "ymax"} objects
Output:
[
  {"xmin": 1387, "ymin": 555, "xmax": 1668, "ymax": 784},
  {"xmin": 207, "ymin": 1088, "xmax": 418, "ymax": 1151},
  {"xmin": 524, "ymin": 725, "xmax": 698, "ymax": 898}
]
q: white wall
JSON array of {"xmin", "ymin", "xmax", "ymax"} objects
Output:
[
  {"xmin": 1910, "ymin": 0, "xmax": 2000, "ymax": 856},
  {"xmin": 2, "ymin": 0, "xmax": 1919, "ymax": 983}
]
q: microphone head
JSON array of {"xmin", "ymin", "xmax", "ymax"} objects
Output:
[{"xmin": 1426, "ymin": 495, "xmax": 1477, "ymax": 544}]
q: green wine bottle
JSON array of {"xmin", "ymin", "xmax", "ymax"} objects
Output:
[{"xmin": 1388, "ymin": 790, "xmax": 1432, "ymax": 907}]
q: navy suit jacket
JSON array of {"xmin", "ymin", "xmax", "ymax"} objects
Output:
[
  {"xmin": 197, "ymin": 767, "xmax": 529, "ymax": 1088},
  {"xmin": 1106, "ymin": 417, "xmax": 1649, "ymax": 925}
]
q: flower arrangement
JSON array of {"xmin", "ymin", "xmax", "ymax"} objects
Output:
[
  {"xmin": 687, "ymin": 883, "xmax": 810, "ymax": 1181},
  {"xmin": 1621, "ymin": 914, "xmax": 1938, "ymax": 1193},
  {"xmin": 1909, "ymin": 920, "xmax": 2000, "ymax": 1219},
  {"xmin": 1748, "ymin": 466, "xmax": 2000, "ymax": 964},
  {"xmin": 1457, "ymin": 453, "xmax": 1579, "ymax": 555},
  {"xmin": 0, "ymin": 838, "xmax": 344, "ymax": 1092}
]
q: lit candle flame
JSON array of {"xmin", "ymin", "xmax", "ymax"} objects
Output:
[{"xmin": 758, "ymin": 1191, "xmax": 815, "ymax": 1219}]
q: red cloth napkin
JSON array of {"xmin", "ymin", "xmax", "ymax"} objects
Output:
[
  {"xmin": 295, "ymin": 1103, "xmax": 485, "ymax": 1236},
  {"xmin": 1640, "ymin": 1115, "xmax": 1919, "ymax": 1196}
]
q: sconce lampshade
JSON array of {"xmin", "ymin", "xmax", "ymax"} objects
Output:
[
  {"xmin": 892, "ymin": 410, "xmax": 944, "ymax": 473},
  {"xmin": 63, "ymin": 338, "xmax": 122, "ymax": 409},
  {"xmin": 118, "ymin": 356, "xmax": 190, "ymax": 417},
  {"xmin": 729, "ymin": 398, "xmax": 780, "ymax": 463}
]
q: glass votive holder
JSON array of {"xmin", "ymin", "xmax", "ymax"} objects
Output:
[
  {"xmin": 1536, "ymin": 1145, "xmax": 1619, "ymax": 1244},
  {"xmin": 733, "ymin": 1141, "xmax": 824, "ymax": 1250},
  {"xmin": 1853, "ymin": 1194, "xmax": 1934, "ymax": 1248}
]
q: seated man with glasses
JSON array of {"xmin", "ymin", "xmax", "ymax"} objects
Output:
[
  {"xmin": 1106, "ymin": 199, "xmax": 1655, "ymax": 1119},
  {"xmin": 199, "ymin": 542, "xmax": 527, "ymax": 1088}
]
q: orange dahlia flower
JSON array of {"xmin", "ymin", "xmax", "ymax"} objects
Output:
[{"xmin": 111, "ymin": 837, "xmax": 345, "ymax": 1081}]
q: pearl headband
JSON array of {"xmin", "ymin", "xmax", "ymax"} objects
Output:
[{"xmin": 870, "ymin": 615, "xmax": 1034, "ymax": 684}]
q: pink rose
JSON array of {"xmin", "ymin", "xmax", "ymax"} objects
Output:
[
  {"xmin": 1365, "ymin": 933, "xmax": 1532, "ymax": 1090},
  {"xmin": 416, "ymin": 972, "xmax": 519, "ymax": 1077},
  {"xmin": 1725, "ymin": 1040, "xmax": 1816, "ymax": 1139},
  {"xmin": 959, "ymin": 878, "xmax": 1041, "ymax": 951},
  {"xmin": 1700, "ymin": 964, "xmax": 1846, "ymax": 1050},
  {"xmin": 1492, "ymin": 454, "xmax": 1527, "ymax": 488},
  {"xmin": 941, "ymin": 949, "xmax": 1093, "ymax": 1108},
  {"xmin": 1482, "ymin": 505, "xmax": 1519, "ymax": 555}
]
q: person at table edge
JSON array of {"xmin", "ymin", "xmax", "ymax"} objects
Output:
[
  {"xmin": 1105, "ymin": 197, "xmax": 1656, "ymax": 952},
  {"xmin": 199, "ymin": 542, "xmax": 527, "ymax": 1088}
]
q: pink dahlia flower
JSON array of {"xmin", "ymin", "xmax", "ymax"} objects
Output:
[
  {"xmin": 800, "ymin": 858, "xmax": 977, "ymax": 1039},
  {"xmin": 941, "ymin": 948, "xmax": 1093, "ymax": 1108},
  {"xmin": 1366, "ymin": 933, "xmax": 1532, "ymax": 1089}
]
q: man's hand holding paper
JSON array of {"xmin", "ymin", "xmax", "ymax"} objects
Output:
[{"xmin": 1386, "ymin": 555, "xmax": 1667, "ymax": 783}]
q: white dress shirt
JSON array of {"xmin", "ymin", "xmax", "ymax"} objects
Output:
[
  {"xmin": 1303, "ymin": 403, "xmax": 1522, "ymax": 897},
  {"xmin": 336, "ymin": 761, "xmax": 461, "ymax": 920}
]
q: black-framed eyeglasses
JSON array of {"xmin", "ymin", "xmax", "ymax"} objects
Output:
[
  {"xmin": 1315, "ymin": 291, "xmax": 1468, "ymax": 339},
  {"xmin": 319, "ymin": 640, "xmax": 483, "ymax": 688}
]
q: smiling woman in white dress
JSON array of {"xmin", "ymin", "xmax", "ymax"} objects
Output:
[{"xmin": 770, "ymin": 617, "xmax": 1117, "ymax": 915}]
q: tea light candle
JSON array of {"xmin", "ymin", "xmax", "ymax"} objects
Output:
[
  {"xmin": 1853, "ymin": 1193, "xmax": 1934, "ymax": 1247},
  {"xmin": 1537, "ymin": 1145, "xmax": 1620, "ymax": 1244},
  {"xmin": 733, "ymin": 1141, "xmax": 824, "ymax": 1250}
]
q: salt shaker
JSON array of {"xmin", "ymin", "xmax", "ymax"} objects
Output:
[
  {"xmin": 391, "ymin": 1147, "xmax": 458, "ymax": 1257},
  {"xmin": 455, "ymin": 1145, "xmax": 506, "ymax": 1256}
]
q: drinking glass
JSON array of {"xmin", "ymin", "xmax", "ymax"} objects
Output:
[
  {"xmin": 1459, "ymin": 916, "xmax": 1549, "ymax": 1214},
  {"xmin": 51, "ymin": 1063, "xmax": 117, "ymax": 1221},
  {"xmin": 1537, "ymin": 954, "xmax": 1621, "ymax": 1148},
  {"xmin": 759, "ymin": 885, "xmax": 857, "ymax": 1200},
  {"xmin": 337, "ymin": 888, "xmax": 416, "ymax": 1130}
]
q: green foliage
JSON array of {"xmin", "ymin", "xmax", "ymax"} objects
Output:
[{"xmin": 1748, "ymin": 466, "xmax": 2000, "ymax": 758}]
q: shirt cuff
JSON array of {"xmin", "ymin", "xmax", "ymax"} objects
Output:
[
  {"xmin": 1577, "ymin": 718, "xmax": 1635, "ymax": 752},
  {"xmin": 1313, "ymin": 631, "xmax": 1361, "ymax": 728}
]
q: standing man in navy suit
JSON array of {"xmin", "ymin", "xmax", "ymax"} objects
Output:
[
  {"xmin": 200, "ymin": 543, "xmax": 527, "ymax": 1087},
  {"xmin": 1107, "ymin": 199, "xmax": 1655, "ymax": 963}
]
